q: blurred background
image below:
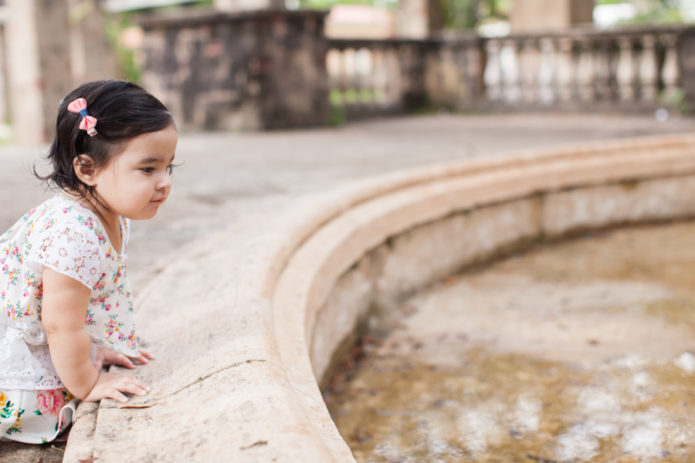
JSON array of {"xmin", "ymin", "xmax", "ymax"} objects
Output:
[{"xmin": 2, "ymin": 0, "xmax": 695, "ymax": 144}]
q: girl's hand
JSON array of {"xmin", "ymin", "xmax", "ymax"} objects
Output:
[
  {"xmin": 132, "ymin": 348, "xmax": 155, "ymax": 365},
  {"xmin": 95, "ymin": 347, "xmax": 156, "ymax": 370},
  {"xmin": 83, "ymin": 371, "xmax": 150, "ymax": 403}
]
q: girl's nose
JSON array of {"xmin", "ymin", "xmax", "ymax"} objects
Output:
[{"xmin": 157, "ymin": 173, "xmax": 172, "ymax": 191}]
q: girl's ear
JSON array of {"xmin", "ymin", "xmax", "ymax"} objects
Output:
[{"xmin": 73, "ymin": 154, "xmax": 98, "ymax": 186}]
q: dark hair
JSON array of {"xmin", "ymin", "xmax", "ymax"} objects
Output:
[{"xmin": 38, "ymin": 80, "xmax": 174, "ymax": 199}]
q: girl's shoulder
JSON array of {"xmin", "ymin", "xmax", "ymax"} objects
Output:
[
  {"xmin": 37, "ymin": 196, "xmax": 107, "ymax": 235},
  {"xmin": 2, "ymin": 196, "xmax": 109, "ymax": 251}
]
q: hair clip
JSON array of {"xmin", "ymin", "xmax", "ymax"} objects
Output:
[{"xmin": 67, "ymin": 98, "xmax": 98, "ymax": 137}]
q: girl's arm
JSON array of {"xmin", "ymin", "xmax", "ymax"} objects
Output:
[{"xmin": 41, "ymin": 267, "xmax": 149, "ymax": 402}]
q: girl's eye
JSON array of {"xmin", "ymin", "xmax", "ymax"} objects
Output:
[
  {"xmin": 140, "ymin": 167, "xmax": 155, "ymax": 174},
  {"xmin": 166, "ymin": 164, "xmax": 176, "ymax": 175}
]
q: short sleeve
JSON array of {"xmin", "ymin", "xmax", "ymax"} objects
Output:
[{"xmin": 27, "ymin": 221, "xmax": 105, "ymax": 289}]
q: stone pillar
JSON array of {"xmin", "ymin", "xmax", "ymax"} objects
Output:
[
  {"xmin": 140, "ymin": 11, "xmax": 331, "ymax": 131},
  {"xmin": 0, "ymin": 21, "xmax": 9, "ymax": 126},
  {"xmin": 6, "ymin": 0, "xmax": 48, "ymax": 143},
  {"xmin": 6, "ymin": 0, "xmax": 119, "ymax": 143},
  {"xmin": 214, "ymin": 0, "xmax": 284, "ymax": 11},
  {"xmin": 395, "ymin": 0, "xmax": 428, "ymax": 39},
  {"xmin": 510, "ymin": 0, "xmax": 594, "ymax": 33},
  {"xmin": 68, "ymin": 0, "xmax": 120, "ymax": 86}
]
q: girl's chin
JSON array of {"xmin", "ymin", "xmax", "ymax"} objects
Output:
[{"xmin": 128, "ymin": 208, "xmax": 159, "ymax": 221}]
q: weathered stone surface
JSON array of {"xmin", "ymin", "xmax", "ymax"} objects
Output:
[
  {"xmin": 140, "ymin": 10, "xmax": 330, "ymax": 131},
  {"xmin": 543, "ymin": 176, "xmax": 695, "ymax": 236},
  {"xmin": 374, "ymin": 198, "xmax": 542, "ymax": 310},
  {"xmin": 311, "ymin": 257, "xmax": 375, "ymax": 383}
]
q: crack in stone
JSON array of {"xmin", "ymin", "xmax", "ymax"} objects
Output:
[
  {"xmin": 100, "ymin": 359, "xmax": 267, "ymax": 409},
  {"xmin": 240, "ymin": 440, "xmax": 268, "ymax": 450}
]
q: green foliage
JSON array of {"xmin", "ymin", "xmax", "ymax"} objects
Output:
[
  {"xmin": 104, "ymin": 13, "xmax": 142, "ymax": 84},
  {"xmin": 660, "ymin": 87, "xmax": 691, "ymax": 112},
  {"xmin": 597, "ymin": 0, "xmax": 687, "ymax": 25},
  {"xmin": 330, "ymin": 105, "xmax": 347, "ymax": 126},
  {"xmin": 439, "ymin": 0, "xmax": 510, "ymax": 30},
  {"xmin": 300, "ymin": 0, "xmax": 393, "ymax": 9}
]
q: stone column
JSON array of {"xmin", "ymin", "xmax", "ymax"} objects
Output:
[
  {"xmin": 6, "ymin": 0, "xmax": 73, "ymax": 144},
  {"xmin": 6, "ymin": 0, "xmax": 120, "ymax": 143},
  {"xmin": 6, "ymin": 0, "xmax": 46, "ymax": 143},
  {"xmin": 395, "ymin": 0, "xmax": 428, "ymax": 39},
  {"xmin": 140, "ymin": 11, "xmax": 331, "ymax": 131},
  {"xmin": 0, "ymin": 20, "xmax": 9, "ymax": 126},
  {"xmin": 214, "ymin": 0, "xmax": 284, "ymax": 11},
  {"xmin": 510, "ymin": 0, "xmax": 594, "ymax": 33},
  {"xmin": 68, "ymin": 0, "xmax": 120, "ymax": 86}
]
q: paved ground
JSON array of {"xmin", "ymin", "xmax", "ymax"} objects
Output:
[{"xmin": 1, "ymin": 112, "xmax": 694, "ymax": 461}]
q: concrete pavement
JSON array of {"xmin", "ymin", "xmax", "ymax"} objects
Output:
[{"xmin": 2, "ymin": 112, "xmax": 694, "ymax": 291}]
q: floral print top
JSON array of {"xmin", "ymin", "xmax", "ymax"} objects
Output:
[{"xmin": 0, "ymin": 196, "xmax": 138, "ymax": 390}]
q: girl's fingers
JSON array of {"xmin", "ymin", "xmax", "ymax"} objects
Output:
[
  {"xmin": 116, "ymin": 354, "xmax": 136, "ymax": 369},
  {"xmin": 119, "ymin": 379, "xmax": 149, "ymax": 396},
  {"xmin": 111, "ymin": 390, "xmax": 128, "ymax": 403},
  {"xmin": 128, "ymin": 355, "xmax": 148, "ymax": 365}
]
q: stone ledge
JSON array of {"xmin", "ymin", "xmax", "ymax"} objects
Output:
[{"xmin": 64, "ymin": 133, "xmax": 695, "ymax": 462}]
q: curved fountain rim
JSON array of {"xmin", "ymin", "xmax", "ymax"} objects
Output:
[
  {"xmin": 62, "ymin": 133, "xmax": 695, "ymax": 462},
  {"xmin": 269, "ymin": 133, "xmax": 695, "ymax": 461}
]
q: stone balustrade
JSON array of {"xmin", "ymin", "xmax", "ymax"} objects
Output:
[
  {"xmin": 482, "ymin": 26, "xmax": 689, "ymax": 110},
  {"xmin": 327, "ymin": 26, "xmax": 695, "ymax": 116},
  {"xmin": 138, "ymin": 9, "xmax": 695, "ymax": 130}
]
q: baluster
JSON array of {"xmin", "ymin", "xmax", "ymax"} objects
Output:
[
  {"xmin": 338, "ymin": 48, "xmax": 350, "ymax": 107},
  {"xmin": 577, "ymin": 38, "xmax": 595, "ymax": 102},
  {"xmin": 639, "ymin": 34, "xmax": 658, "ymax": 103},
  {"xmin": 593, "ymin": 39, "xmax": 612, "ymax": 101},
  {"xmin": 501, "ymin": 39, "xmax": 521, "ymax": 104},
  {"xmin": 355, "ymin": 47, "xmax": 371, "ymax": 105},
  {"xmin": 616, "ymin": 36, "xmax": 635, "ymax": 102},
  {"xmin": 484, "ymin": 39, "xmax": 503, "ymax": 104},
  {"xmin": 661, "ymin": 34, "xmax": 680, "ymax": 103},
  {"xmin": 438, "ymin": 47, "xmax": 457, "ymax": 106},
  {"xmin": 538, "ymin": 37, "xmax": 556, "ymax": 105},
  {"xmin": 385, "ymin": 46, "xmax": 401, "ymax": 108},
  {"xmin": 326, "ymin": 48, "xmax": 342, "ymax": 106},
  {"xmin": 345, "ymin": 48, "xmax": 357, "ymax": 106},
  {"xmin": 555, "ymin": 37, "xmax": 574, "ymax": 103},
  {"xmin": 519, "ymin": 38, "xmax": 541, "ymax": 104},
  {"xmin": 466, "ymin": 42, "xmax": 483, "ymax": 106},
  {"xmin": 398, "ymin": 44, "xmax": 414, "ymax": 106},
  {"xmin": 372, "ymin": 48, "xmax": 387, "ymax": 107}
]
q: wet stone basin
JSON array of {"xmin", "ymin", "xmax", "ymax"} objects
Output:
[{"xmin": 324, "ymin": 221, "xmax": 695, "ymax": 463}]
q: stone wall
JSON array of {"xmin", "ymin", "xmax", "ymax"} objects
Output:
[{"xmin": 140, "ymin": 10, "xmax": 331, "ymax": 131}]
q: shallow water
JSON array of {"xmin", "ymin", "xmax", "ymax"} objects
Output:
[{"xmin": 325, "ymin": 221, "xmax": 695, "ymax": 462}]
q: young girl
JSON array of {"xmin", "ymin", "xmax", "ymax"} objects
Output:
[{"xmin": 0, "ymin": 80, "xmax": 177, "ymax": 443}]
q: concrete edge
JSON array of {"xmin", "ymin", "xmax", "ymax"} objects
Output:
[
  {"xmin": 62, "ymin": 133, "xmax": 695, "ymax": 461},
  {"xmin": 270, "ymin": 134, "xmax": 695, "ymax": 461}
]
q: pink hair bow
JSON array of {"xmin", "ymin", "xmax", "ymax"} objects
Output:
[{"xmin": 67, "ymin": 98, "xmax": 98, "ymax": 136}]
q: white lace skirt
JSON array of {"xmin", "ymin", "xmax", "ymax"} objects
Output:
[{"xmin": 0, "ymin": 388, "xmax": 77, "ymax": 444}]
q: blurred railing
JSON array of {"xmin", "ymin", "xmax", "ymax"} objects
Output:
[
  {"xmin": 327, "ymin": 26, "xmax": 695, "ymax": 116},
  {"xmin": 140, "ymin": 11, "xmax": 695, "ymax": 131},
  {"xmin": 326, "ymin": 39, "xmax": 429, "ymax": 117}
]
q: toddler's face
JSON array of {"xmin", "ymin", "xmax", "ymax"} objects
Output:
[{"xmin": 91, "ymin": 124, "xmax": 178, "ymax": 221}]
